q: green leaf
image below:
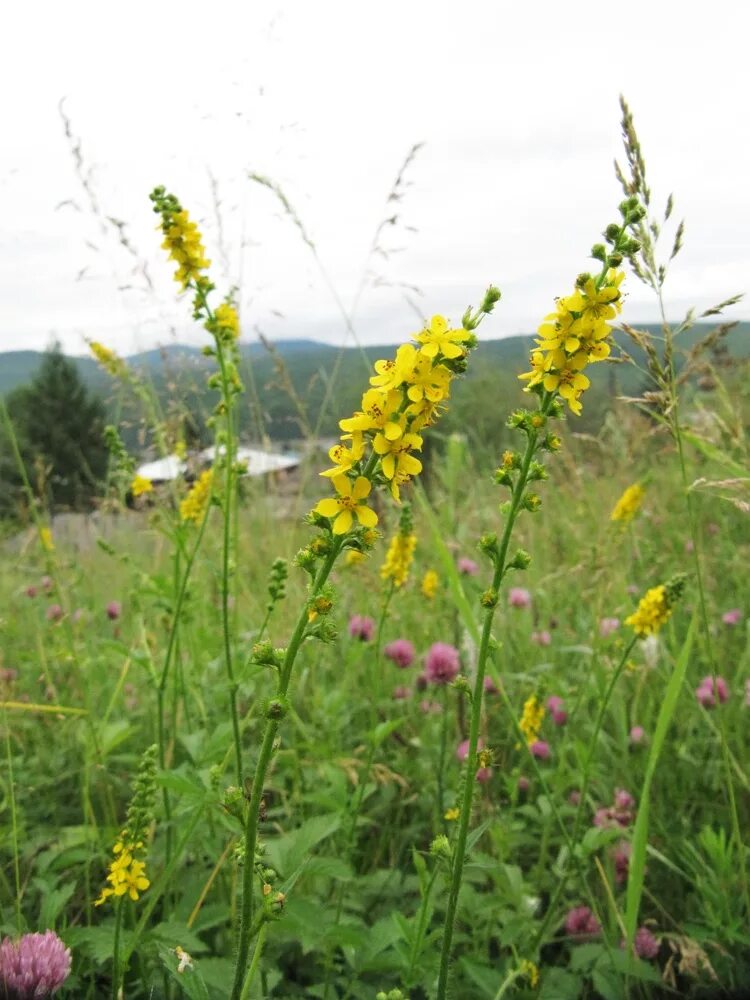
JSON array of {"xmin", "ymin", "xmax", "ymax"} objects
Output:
[
  {"xmin": 156, "ymin": 769, "xmax": 210, "ymax": 801},
  {"xmin": 459, "ymin": 957, "xmax": 500, "ymax": 996},
  {"xmin": 625, "ymin": 615, "xmax": 696, "ymax": 944},
  {"xmin": 265, "ymin": 813, "xmax": 342, "ymax": 880},
  {"xmin": 150, "ymin": 920, "xmax": 208, "ymax": 954},
  {"xmin": 539, "ymin": 968, "xmax": 582, "ymax": 1000}
]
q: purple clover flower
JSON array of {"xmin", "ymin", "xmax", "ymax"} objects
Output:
[
  {"xmin": 384, "ymin": 639, "xmax": 415, "ymax": 668},
  {"xmin": 424, "ymin": 642, "xmax": 460, "ymax": 684},
  {"xmin": 0, "ymin": 930, "xmax": 71, "ymax": 998}
]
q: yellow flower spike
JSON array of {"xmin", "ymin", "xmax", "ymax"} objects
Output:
[
  {"xmin": 380, "ymin": 531, "xmax": 417, "ymax": 588},
  {"xmin": 39, "ymin": 527, "xmax": 54, "ymax": 552},
  {"xmin": 314, "ymin": 475, "xmax": 378, "ymax": 535},
  {"xmin": 413, "ymin": 314, "xmax": 469, "ymax": 360},
  {"xmin": 90, "ymin": 340, "xmax": 127, "ymax": 379},
  {"xmin": 625, "ymin": 585, "xmax": 671, "ymax": 637},
  {"xmin": 421, "ymin": 569, "xmax": 439, "ymax": 599},
  {"xmin": 610, "ymin": 482, "xmax": 645, "ymax": 523},
  {"xmin": 213, "ymin": 302, "xmax": 240, "ymax": 340},
  {"xmin": 518, "ymin": 694, "xmax": 544, "ymax": 745},
  {"xmin": 180, "ymin": 469, "xmax": 214, "ymax": 523}
]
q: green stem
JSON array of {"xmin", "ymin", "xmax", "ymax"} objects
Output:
[
  {"xmin": 230, "ymin": 537, "xmax": 344, "ymax": 999},
  {"xmin": 239, "ymin": 921, "xmax": 269, "ymax": 1000},
  {"xmin": 215, "ymin": 337, "xmax": 243, "ymax": 786},
  {"xmin": 111, "ymin": 897, "xmax": 124, "ymax": 1000},
  {"xmin": 436, "ymin": 399, "xmax": 550, "ymax": 1000}
]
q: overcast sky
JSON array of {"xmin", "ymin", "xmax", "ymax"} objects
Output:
[{"xmin": 2, "ymin": 0, "xmax": 748, "ymax": 357}]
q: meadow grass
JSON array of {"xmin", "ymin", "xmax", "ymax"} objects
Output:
[{"xmin": 1, "ymin": 395, "xmax": 749, "ymax": 998}]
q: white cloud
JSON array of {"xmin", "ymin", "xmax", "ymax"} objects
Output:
[{"xmin": 1, "ymin": 0, "xmax": 747, "ymax": 356}]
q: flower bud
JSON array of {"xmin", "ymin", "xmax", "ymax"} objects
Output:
[
  {"xmin": 265, "ymin": 697, "xmax": 289, "ymax": 720},
  {"xmin": 481, "ymin": 588, "xmax": 499, "ymax": 608},
  {"xmin": 591, "ymin": 243, "xmax": 607, "ymax": 262},
  {"xmin": 509, "ymin": 548, "xmax": 532, "ymax": 570},
  {"xmin": 252, "ymin": 641, "xmax": 278, "ymax": 666},
  {"xmin": 605, "ymin": 222, "xmax": 622, "ymax": 243},
  {"xmin": 608, "ymin": 253, "xmax": 624, "ymax": 267},
  {"xmin": 522, "ymin": 492, "xmax": 542, "ymax": 512},
  {"xmin": 430, "ymin": 834, "xmax": 452, "ymax": 859}
]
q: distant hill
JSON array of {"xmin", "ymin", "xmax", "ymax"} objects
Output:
[{"xmin": 1, "ymin": 323, "xmax": 747, "ymax": 445}]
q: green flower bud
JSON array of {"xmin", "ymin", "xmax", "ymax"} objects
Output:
[
  {"xmin": 605, "ymin": 222, "xmax": 622, "ymax": 243},
  {"xmin": 252, "ymin": 641, "xmax": 278, "ymax": 666},
  {"xmin": 481, "ymin": 588, "xmax": 499, "ymax": 608},
  {"xmin": 509, "ymin": 548, "xmax": 532, "ymax": 570},
  {"xmin": 591, "ymin": 243, "xmax": 607, "ymax": 262},
  {"xmin": 608, "ymin": 253, "xmax": 624, "ymax": 267},
  {"xmin": 522, "ymin": 493, "xmax": 542, "ymax": 512},
  {"xmin": 430, "ymin": 834, "xmax": 452, "ymax": 859},
  {"xmin": 265, "ymin": 697, "xmax": 289, "ymax": 720}
]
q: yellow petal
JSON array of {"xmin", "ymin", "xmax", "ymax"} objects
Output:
[
  {"xmin": 332, "ymin": 474, "xmax": 352, "ymax": 497},
  {"xmin": 381, "ymin": 454, "xmax": 395, "ymax": 479},
  {"xmin": 315, "ymin": 498, "xmax": 340, "ymax": 517},
  {"xmin": 355, "ymin": 505, "xmax": 378, "ymax": 528},
  {"xmin": 333, "ymin": 509, "xmax": 353, "ymax": 534},
  {"xmin": 351, "ymin": 476, "xmax": 371, "ymax": 500}
]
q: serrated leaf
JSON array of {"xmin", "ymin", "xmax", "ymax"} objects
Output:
[
  {"xmin": 540, "ymin": 968, "xmax": 583, "ymax": 1000},
  {"xmin": 265, "ymin": 813, "xmax": 341, "ymax": 879}
]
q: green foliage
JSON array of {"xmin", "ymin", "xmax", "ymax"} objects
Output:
[{"xmin": 1, "ymin": 343, "xmax": 108, "ymax": 514}]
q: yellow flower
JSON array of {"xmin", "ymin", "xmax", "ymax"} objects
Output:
[
  {"xmin": 541, "ymin": 350, "xmax": 590, "ymax": 410},
  {"xmin": 314, "ymin": 475, "xmax": 378, "ymax": 535},
  {"xmin": 373, "ymin": 430, "xmax": 423, "ymax": 481},
  {"xmin": 345, "ymin": 549, "xmax": 366, "ymax": 566},
  {"xmin": 180, "ymin": 470, "xmax": 213, "ymax": 523},
  {"xmin": 421, "ymin": 569, "xmax": 439, "ymax": 599},
  {"xmin": 113, "ymin": 859, "xmax": 150, "ymax": 901},
  {"xmin": 39, "ymin": 527, "xmax": 54, "ymax": 552},
  {"xmin": 131, "ymin": 475, "xmax": 153, "ymax": 498},
  {"xmin": 580, "ymin": 271, "xmax": 624, "ymax": 321},
  {"xmin": 519, "ymin": 959, "xmax": 539, "ymax": 988},
  {"xmin": 518, "ymin": 350, "xmax": 547, "ymax": 389},
  {"xmin": 625, "ymin": 584, "xmax": 672, "ymax": 637},
  {"xmin": 404, "ymin": 352, "xmax": 453, "ymax": 405},
  {"xmin": 339, "ymin": 388, "xmax": 403, "ymax": 441},
  {"xmin": 319, "ymin": 432, "xmax": 365, "ymax": 478},
  {"xmin": 518, "ymin": 694, "xmax": 544, "ymax": 745},
  {"xmin": 610, "ymin": 483, "xmax": 645, "ymax": 523},
  {"xmin": 369, "ymin": 343, "xmax": 418, "ymax": 393},
  {"xmin": 413, "ymin": 314, "xmax": 469, "ymax": 360},
  {"xmin": 380, "ymin": 531, "xmax": 417, "ymax": 588},
  {"xmin": 444, "ymin": 807, "xmax": 460, "ymax": 821}
]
